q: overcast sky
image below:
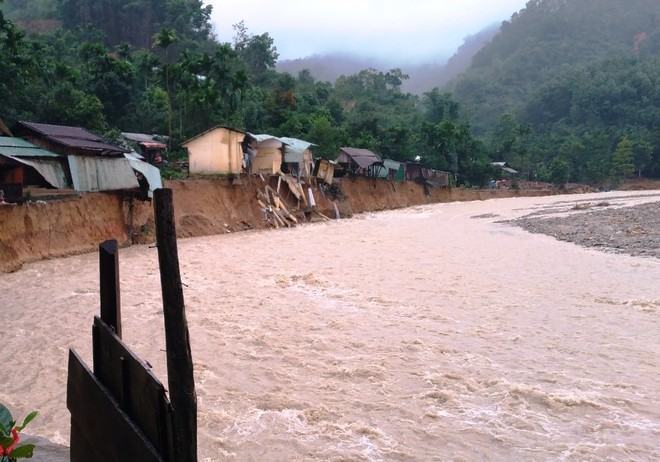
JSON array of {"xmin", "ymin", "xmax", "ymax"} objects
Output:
[{"xmin": 208, "ymin": 0, "xmax": 528, "ymax": 63}]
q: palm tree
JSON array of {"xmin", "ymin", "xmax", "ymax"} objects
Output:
[{"xmin": 154, "ymin": 28, "xmax": 178, "ymax": 148}]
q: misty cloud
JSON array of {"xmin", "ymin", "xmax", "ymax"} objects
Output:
[{"xmin": 208, "ymin": 0, "xmax": 528, "ymax": 62}]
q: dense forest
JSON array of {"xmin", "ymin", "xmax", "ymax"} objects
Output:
[
  {"xmin": 2, "ymin": 0, "xmax": 660, "ymax": 185},
  {"xmin": 451, "ymin": 0, "xmax": 660, "ymax": 181}
]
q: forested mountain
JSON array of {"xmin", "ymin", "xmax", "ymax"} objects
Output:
[
  {"xmin": 0, "ymin": 0, "xmax": 492, "ymax": 184},
  {"xmin": 3, "ymin": 0, "xmax": 214, "ymax": 50},
  {"xmin": 277, "ymin": 24, "xmax": 498, "ymax": 95},
  {"xmin": 2, "ymin": 0, "xmax": 660, "ymax": 185},
  {"xmin": 447, "ymin": 0, "xmax": 660, "ymax": 182},
  {"xmin": 433, "ymin": 24, "xmax": 500, "ymax": 90},
  {"xmin": 451, "ymin": 0, "xmax": 660, "ymax": 133},
  {"xmin": 277, "ymin": 54, "xmax": 395, "ymax": 87}
]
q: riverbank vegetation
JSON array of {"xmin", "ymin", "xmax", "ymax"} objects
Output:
[{"xmin": 1, "ymin": 0, "xmax": 660, "ymax": 186}]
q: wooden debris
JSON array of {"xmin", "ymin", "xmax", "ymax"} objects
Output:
[
  {"xmin": 314, "ymin": 210, "xmax": 331, "ymax": 221},
  {"xmin": 257, "ymin": 182, "xmax": 301, "ymax": 229}
]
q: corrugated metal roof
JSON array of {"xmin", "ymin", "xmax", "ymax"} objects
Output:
[
  {"xmin": 2, "ymin": 155, "xmax": 69, "ymax": 188},
  {"xmin": 121, "ymin": 132, "xmax": 168, "ymax": 143},
  {"xmin": 279, "ymin": 137, "xmax": 316, "ymax": 164},
  {"xmin": 18, "ymin": 121, "xmax": 127, "ymax": 155},
  {"xmin": 279, "ymin": 137, "xmax": 315, "ymax": 151},
  {"xmin": 0, "ymin": 136, "xmax": 62, "ymax": 158},
  {"xmin": 125, "ymin": 154, "xmax": 163, "ymax": 198},
  {"xmin": 249, "ymin": 133, "xmax": 282, "ymax": 144},
  {"xmin": 338, "ymin": 147, "xmax": 382, "ymax": 169},
  {"xmin": 68, "ymin": 155, "xmax": 139, "ymax": 192}
]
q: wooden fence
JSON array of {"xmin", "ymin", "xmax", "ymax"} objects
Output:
[{"xmin": 67, "ymin": 189, "xmax": 196, "ymax": 462}]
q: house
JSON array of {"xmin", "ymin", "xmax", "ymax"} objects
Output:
[
  {"xmin": 247, "ymin": 134, "xmax": 284, "ymax": 175},
  {"xmin": 121, "ymin": 132, "xmax": 168, "ymax": 165},
  {"xmin": 15, "ymin": 121, "xmax": 128, "ymax": 157},
  {"xmin": 279, "ymin": 137, "xmax": 316, "ymax": 179},
  {"xmin": 425, "ymin": 169, "xmax": 451, "ymax": 187},
  {"xmin": 0, "ymin": 137, "xmax": 69, "ymax": 201},
  {"xmin": 314, "ymin": 158, "xmax": 336, "ymax": 185},
  {"xmin": 491, "ymin": 162, "xmax": 519, "ymax": 177},
  {"xmin": 405, "ymin": 161, "xmax": 424, "ymax": 182},
  {"xmin": 336, "ymin": 147, "xmax": 383, "ymax": 177},
  {"xmin": 13, "ymin": 121, "xmax": 139, "ymax": 192},
  {"xmin": 405, "ymin": 161, "xmax": 450, "ymax": 187},
  {"xmin": 182, "ymin": 126, "xmax": 246, "ymax": 175},
  {"xmin": 377, "ymin": 159, "xmax": 405, "ymax": 181}
]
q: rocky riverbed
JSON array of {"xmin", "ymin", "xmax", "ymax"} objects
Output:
[{"xmin": 510, "ymin": 199, "xmax": 660, "ymax": 258}]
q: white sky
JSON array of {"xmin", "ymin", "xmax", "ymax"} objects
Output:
[{"xmin": 207, "ymin": 0, "xmax": 528, "ymax": 63}]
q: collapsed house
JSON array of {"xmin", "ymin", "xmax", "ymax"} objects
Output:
[
  {"xmin": 336, "ymin": 147, "xmax": 384, "ymax": 177},
  {"xmin": 405, "ymin": 161, "xmax": 450, "ymax": 188},
  {"xmin": 247, "ymin": 134, "xmax": 284, "ymax": 175},
  {"xmin": 182, "ymin": 126, "xmax": 246, "ymax": 175},
  {"xmin": 279, "ymin": 137, "xmax": 315, "ymax": 180},
  {"xmin": 244, "ymin": 134, "xmax": 317, "ymax": 179},
  {"xmin": 314, "ymin": 158, "xmax": 336, "ymax": 185}
]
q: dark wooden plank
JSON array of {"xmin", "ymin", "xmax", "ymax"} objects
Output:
[
  {"xmin": 99, "ymin": 240, "xmax": 122, "ymax": 338},
  {"xmin": 92, "ymin": 316, "xmax": 175, "ymax": 461},
  {"xmin": 154, "ymin": 188, "xmax": 197, "ymax": 462},
  {"xmin": 70, "ymin": 420, "xmax": 103, "ymax": 462},
  {"xmin": 67, "ymin": 349, "xmax": 164, "ymax": 462}
]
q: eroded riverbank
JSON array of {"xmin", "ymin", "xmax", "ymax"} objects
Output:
[{"xmin": 1, "ymin": 191, "xmax": 659, "ymax": 461}]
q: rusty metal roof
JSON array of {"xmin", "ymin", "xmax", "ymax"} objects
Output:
[
  {"xmin": 18, "ymin": 121, "xmax": 128, "ymax": 156},
  {"xmin": 338, "ymin": 147, "xmax": 382, "ymax": 169}
]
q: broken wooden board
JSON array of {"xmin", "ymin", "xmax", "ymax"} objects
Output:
[
  {"xmin": 92, "ymin": 317, "xmax": 175, "ymax": 461},
  {"xmin": 68, "ymin": 349, "xmax": 165, "ymax": 462}
]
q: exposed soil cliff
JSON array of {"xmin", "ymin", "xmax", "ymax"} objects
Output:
[{"xmin": 0, "ymin": 176, "xmax": 557, "ymax": 273}]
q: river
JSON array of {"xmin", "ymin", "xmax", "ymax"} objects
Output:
[{"xmin": 1, "ymin": 191, "xmax": 659, "ymax": 461}]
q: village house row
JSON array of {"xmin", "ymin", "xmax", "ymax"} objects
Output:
[{"xmin": 0, "ymin": 119, "xmax": 457, "ymax": 204}]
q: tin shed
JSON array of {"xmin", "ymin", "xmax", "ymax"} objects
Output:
[{"xmin": 337, "ymin": 147, "xmax": 383, "ymax": 177}]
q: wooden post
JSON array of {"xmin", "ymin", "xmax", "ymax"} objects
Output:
[
  {"xmin": 153, "ymin": 188, "xmax": 197, "ymax": 462},
  {"xmin": 99, "ymin": 240, "xmax": 122, "ymax": 338}
]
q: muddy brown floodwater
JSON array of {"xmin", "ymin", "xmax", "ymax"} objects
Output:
[{"xmin": 1, "ymin": 191, "xmax": 660, "ymax": 461}]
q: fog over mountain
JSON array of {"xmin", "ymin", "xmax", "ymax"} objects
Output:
[{"xmin": 277, "ymin": 24, "xmax": 500, "ymax": 94}]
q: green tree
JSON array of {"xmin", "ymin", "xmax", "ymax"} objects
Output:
[
  {"xmin": 233, "ymin": 21, "xmax": 279, "ymax": 81},
  {"xmin": 631, "ymin": 133, "xmax": 654, "ymax": 177},
  {"xmin": 154, "ymin": 28, "xmax": 178, "ymax": 146},
  {"xmin": 610, "ymin": 136, "xmax": 635, "ymax": 183},
  {"xmin": 547, "ymin": 157, "xmax": 570, "ymax": 186}
]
